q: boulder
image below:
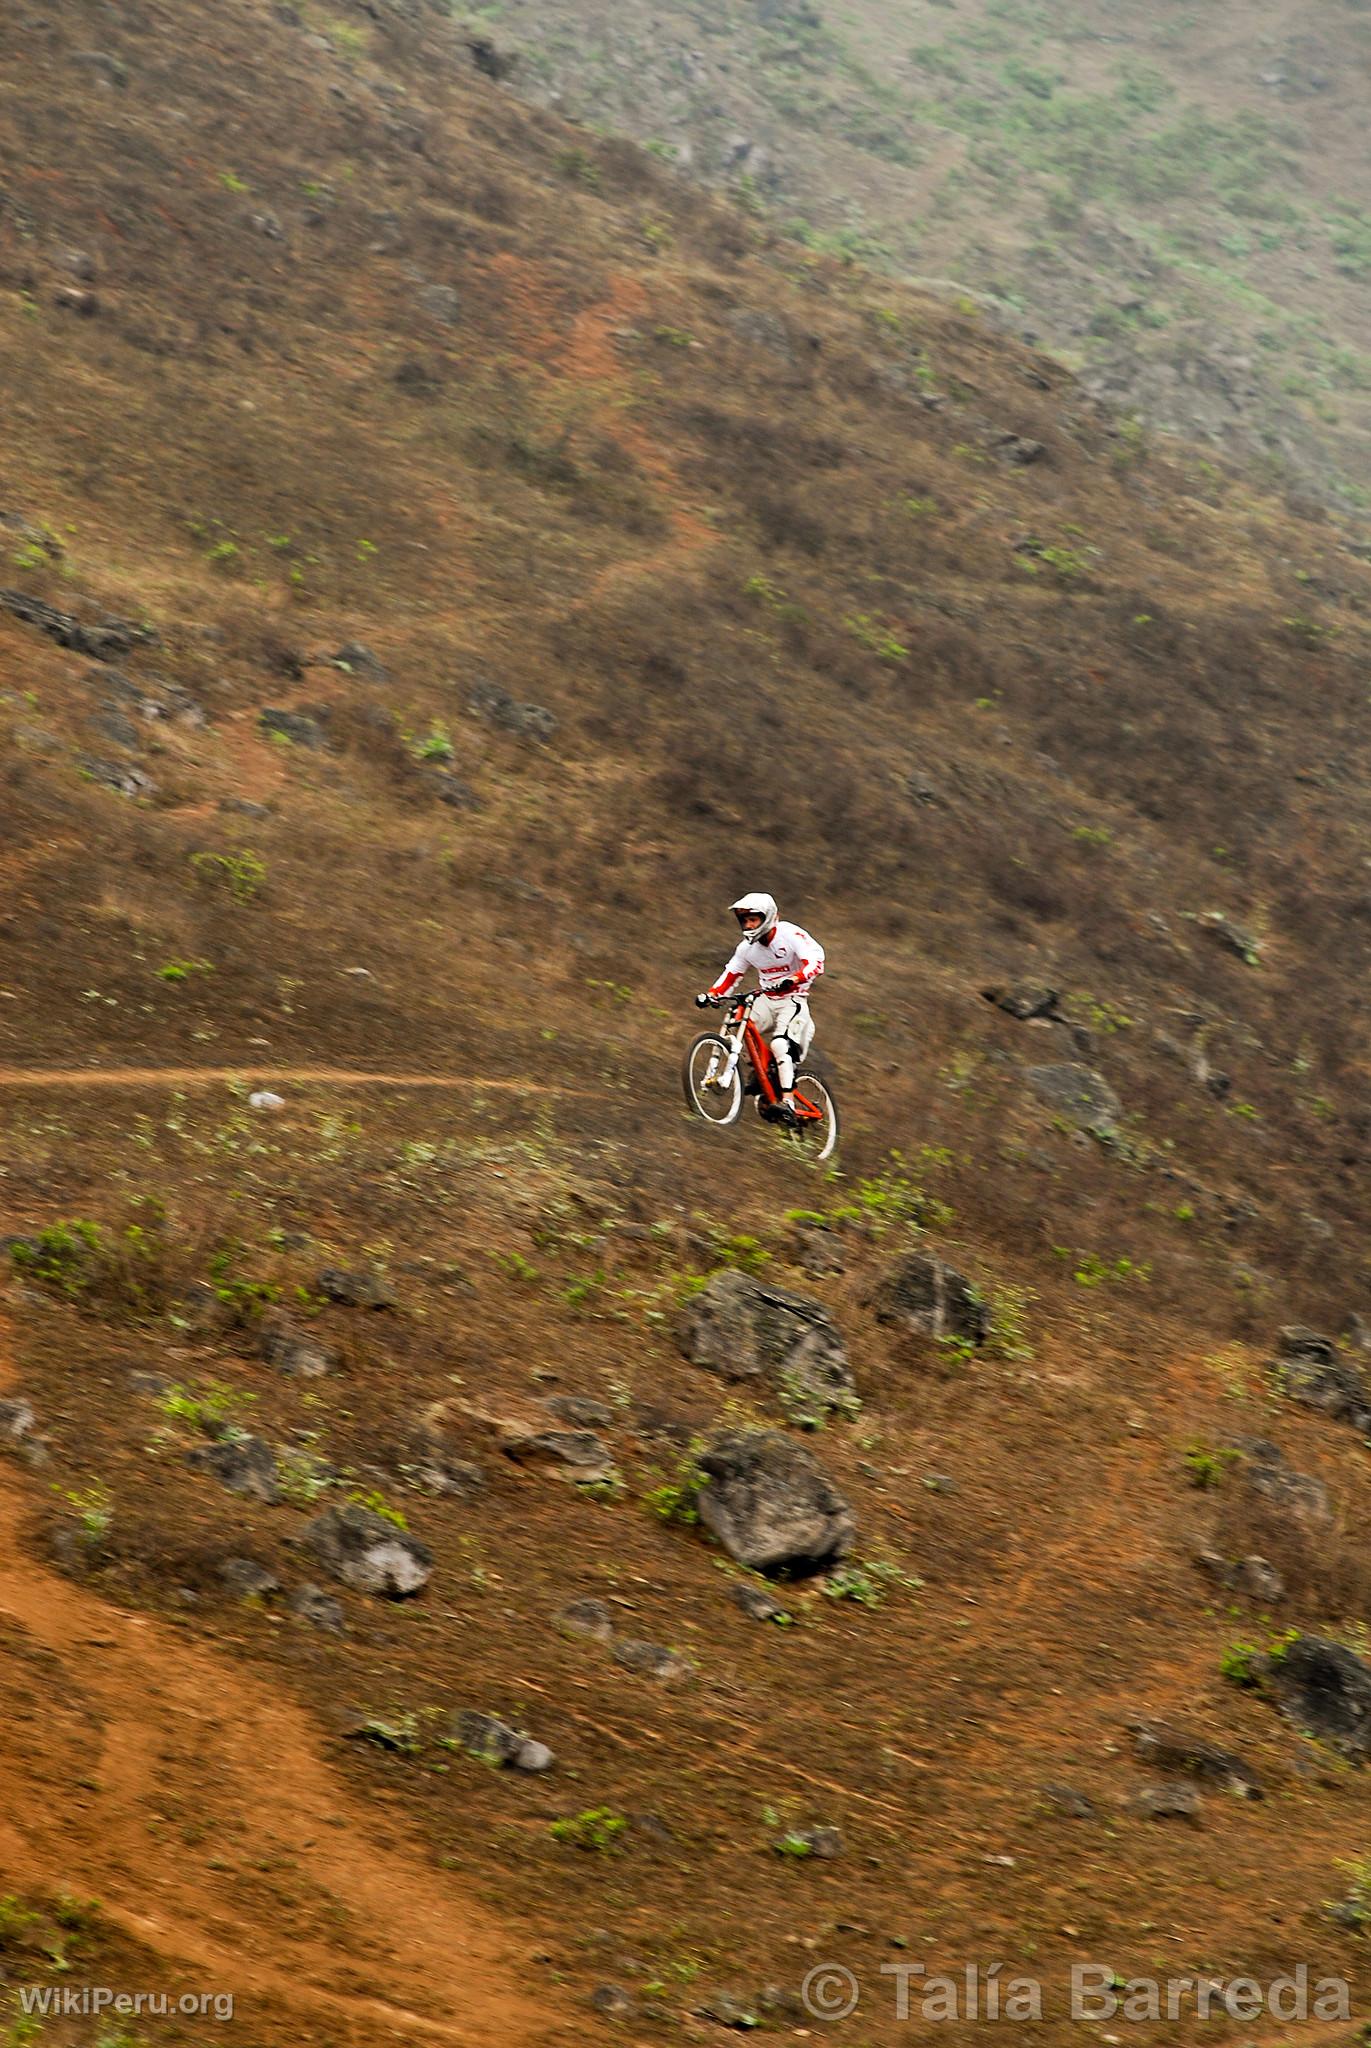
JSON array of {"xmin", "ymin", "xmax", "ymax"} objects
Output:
[
  {"xmin": 1024, "ymin": 1062, "xmax": 1122, "ymax": 1134},
  {"xmin": 219, "ymin": 1557, "xmax": 282, "ymax": 1600},
  {"xmin": 257, "ymin": 1310, "xmax": 335, "ymax": 1378},
  {"xmin": 611, "ymin": 1639, "xmax": 691, "ymax": 1682},
  {"xmin": 450, "ymin": 1710, "xmax": 554, "ymax": 1772},
  {"xmin": 1235, "ymin": 1439, "xmax": 1331, "ymax": 1525},
  {"xmin": 1039, "ymin": 1783, "xmax": 1097, "ymax": 1819},
  {"xmin": 301, "ymin": 1504, "xmax": 432, "ymax": 1599},
  {"xmin": 729, "ymin": 1580, "xmax": 790, "ymax": 1624},
  {"xmin": 1129, "ymin": 1721, "xmax": 1261, "ymax": 1798},
  {"xmin": 317, "ymin": 1265, "xmax": 397, "ymax": 1309},
  {"xmin": 866, "ymin": 1254, "xmax": 989, "ymax": 1347},
  {"xmin": 676, "ymin": 1269, "xmax": 859, "ymax": 1426},
  {"xmin": 983, "ymin": 983, "xmax": 1062, "ymax": 1021},
  {"xmin": 696, "ymin": 1430, "xmax": 855, "ymax": 1578},
  {"xmin": 0, "ymin": 589, "xmax": 143, "ymax": 661},
  {"xmin": 288, "ymin": 1582, "xmax": 345, "ymax": 1631},
  {"xmin": 1130, "ymin": 1783, "xmax": 1202, "ymax": 1823},
  {"xmin": 1258, "ymin": 1635, "xmax": 1371, "ymax": 1759},
  {"xmin": 1198, "ymin": 911, "xmax": 1260, "ymax": 965},
  {"xmin": 468, "ymin": 678, "xmax": 557, "ymax": 742},
  {"xmin": 556, "ymin": 1597, "xmax": 615, "ymax": 1643},
  {"xmin": 186, "ymin": 1434, "xmax": 282, "ymax": 1505},
  {"xmin": 544, "ymin": 1394, "xmax": 614, "ymax": 1428},
  {"xmin": 260, "ymin": 706, "xmax": 328, "ymax": 749},
  {"xmin": 1275, "ymin": 1327, "xmax": 1371, "ymax": 1434}
]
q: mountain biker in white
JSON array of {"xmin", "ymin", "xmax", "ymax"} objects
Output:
[{"xmin": 696, "ymin": 892, "xmax": 825, "ymax": 1128}]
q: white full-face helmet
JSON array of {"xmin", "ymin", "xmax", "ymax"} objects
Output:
[{"xmin": 731, "ymin": 892, "xmax": 778, "ymax": 944}]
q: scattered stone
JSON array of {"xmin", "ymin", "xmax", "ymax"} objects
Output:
[
  {"xmin": 0, "ymin": 1399, "xmax": 36, "ymax": 1441},
  {"xmin": 1198, "ymin": 911, "xmax": 1261, "ymax": 965},
  {"xmin": 994, "ymin": 433, "xmax": 1046, "ymax": 464},
  {"xmin": 70, "ymin": 50, "xmax": 128, "ymax": 87},
  {"xmin": 556, "ymin": 1597, "xmax": 615, "ymax": 1643},
  {"xmin": 729, "ymin": 1580, "xmax": 790, "ymax": 1624},
  {"xmin": 866, "ymin": 1253, "xmax": 989, "ymax": 1347},
  {"xmin": 590, "ymin": 1986, "xmax": 635, "ymax": 2019},
  {"xmin": 906, "ymin": 767, "xmax": 942, "ymax": 805},
  {"xmin": 983, "ymin": 983, "xmax": 1062, "ymax": 1021},
  {"xmin": 611, "ymin": 1639, "xmax": 691, "ymax": 1682},
  {"xmin": 77, "ymin": 756, "xmax": 157, "ymax": 800},
  {"xmin": 1257, "ymin": 1634, "xmax": 1371, "ymax": 1759},
  {"xmin": 1039, "ymin": 1783, "xmax": 1097, "ymax": 1819},
  {"xmin": 544, "ymin": 1394, "xmax": 613, "ymax": 1428},
  {"xmin": 317, "ymin": 1266, "xmax": 397, "ymax": 1309},
  {"xmin": 676, "ymin": 1270, "xmax": 859, "ymax": 1427},
  {"xmin": 1194, "ymin": 1550, "xmax": 1285, "ymax": 1603},
  {"xmin": 301, "ymin": 1504, "xmax": 432, "ymax": 1599},
  {"xmin": 407, "ymin": 1450, "xmax": 485, "ymax": 1498},
  {"xmin": 288, "ymin": 1582, "xmax": 345, "ymax": 1631},
  {"xmin": 696, "ymin": 1430, "xmax": 855, "ymax": 1578},
  {"xmin": 260, "ymin": 706, "xmax": 328, "ymax": 749},
  {"xmin": 1024, "ymin": 1062, "xmax": 1122, "ymax": 1134},
  {"xmin": 0, "ymin": 588, "xmax": 143, "ymax": 660},
  {"xmin": 257, "ymin": 1310, "xmax": 335, "ymax": 1378},
  {"xmin": 774, "ymin": 1826, "xmax": 843, "ymax": 1858},
  {"xmin": 1130, "ymin": 1783, "xmax": 1202, "ymax": 1823},
  {"xmin": 503, "ymin": 1428, "xmax": 617, "ymax": 1483},
  {"xmin": 249, "ymin": 210, "xmax": 284, "ymax": 239},
  {"xmin": 790, "ymin": 1224, "xmax": 845, "ymax": 1278},
  {"xmin": 450, "ymin": 1709, "xmax": 555, "ymax": 1771},
  {"xmin": 697, "ymin": 1990, "xmax": 762, "ymax": 2029},
  {"xmin": 1274, "ymin": 1326, "xmax": 1371, "ymax": 1433},
  {"xmin": 90, "ymin": 708, "xmax": 140, "ymax": 751},
  {"xmin": 468, "ymin": 677, "xmax": 557, "ymax": 741},
  {"xmin": 128, "ymin": 1369, "xmax": 172, "ymax": 1397},
  {"xmin": 1235, "ymin": 1439, "xmax": 1331, "ymax": 1524},
  {"xmin": 328, "ymin": 641, "xmax": 387, "ymax": 680},
  {"xmin": 421, "ymin": 767, "xmax": 481, "ymax": 810},
  {"xmin": 417, "ymin": 283, "xmax": 461, "ymax": 324},
  {"xmin": 219, "ymin": 1557, "xmax": 282, "ymax": 1600},
  {"xmin": 1129, "ymin": 1721, "xmax": 1262, "ymax": 1798},
  {"xmin": 467, "ymin": 34, "xmax": 516, "ymax": 79},
  {"xmin": 248, "ymin": 1090, "xmax": 286, "ymax": 1113},
  {"xmin": 186, "ymin": 1434, "xmax": 282, "ymax": 1505}
]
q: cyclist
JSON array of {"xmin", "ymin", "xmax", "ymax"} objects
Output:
[{"xmin": 697, "ymin": 892, "xmax": 825, "ymax": 1127}]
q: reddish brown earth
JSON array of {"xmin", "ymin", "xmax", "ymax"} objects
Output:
[{"xmin": 2, "ymin": 1, "xmax": 1371, "ymax": 2043}]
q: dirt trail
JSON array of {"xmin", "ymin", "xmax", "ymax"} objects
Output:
[
  {"xmin": 0, "ymin": 1299, "xmax": 565, "ymax": 2046},
  {"xmin": 0, "ymin": 1066, "xmax": 598, "ymax": 1095}
]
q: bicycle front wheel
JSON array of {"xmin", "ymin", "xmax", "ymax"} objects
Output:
[
  {"xmin": 791, "ymin": 1070, "xmax": 839, "ymax": 1160},
  {"xmin": 682, "ymin": 1034, "xmax": 743, "ymax": 1125}
]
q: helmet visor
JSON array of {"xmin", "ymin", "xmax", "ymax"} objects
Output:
[{"xmin": 735, "ymin": 908, "xmax": 766, "ymax": 932}]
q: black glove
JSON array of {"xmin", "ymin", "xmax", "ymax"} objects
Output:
[
  {"xmin": 774, "ymin": 978, "xmax": 796, "ymax": 995},
  {"xmin": 695, "ymin": 992, "xmax": 713, "ymax": 1008}
]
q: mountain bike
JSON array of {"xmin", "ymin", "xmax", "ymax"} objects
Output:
[{"xmin": 681, "ymin": 990, "xmax": 839, "ymax": 1160}]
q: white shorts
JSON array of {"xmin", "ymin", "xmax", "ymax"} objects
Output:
[{"xmin": 751, "ymin": 992, "xmax": 815, "ymax": 1063}]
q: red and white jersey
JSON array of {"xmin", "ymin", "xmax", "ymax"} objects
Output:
[{"xmin": 710, "ymin": 920, "xmax": 825, "ymax": 1000}]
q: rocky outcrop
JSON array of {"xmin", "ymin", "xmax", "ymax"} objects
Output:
[
  {"xmin": 1274, "ymin": 1327, "xmax": 1371, "ymax": 1435},
  {"xmin": 1257, "ymin": 1635, "xmax": 1371, "ymax": 1760},
  {"xmin": 676, "ymin": 1270, "xmax": 858, "ymax": 1425},
  {"xmin": 695, "ymin": 1431, "xmax": 855, "ymax": 1578},
  {"xmin": 301, "ymin": 1504, "xmax": 432, "ymax": 1599},
  {"xmin": 866, "ymin": 1254, "xmax": 989, "ymax": 1347}
]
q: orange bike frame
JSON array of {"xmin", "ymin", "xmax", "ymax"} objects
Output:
[{"xmin": 729, "ymin": 1003, "xmax": 821, "ymax": 1122}]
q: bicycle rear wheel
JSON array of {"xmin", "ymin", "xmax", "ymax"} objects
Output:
[
  {"xmin": 682, "ymin": 1034, "xmax": 743, "ymax": 1125},
  {"xmin": 791, "ymin": 1070, "xmax": 838, "ymax": 1160}
]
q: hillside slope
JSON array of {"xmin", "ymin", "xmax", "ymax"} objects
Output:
[
  {"xmin": 3, "ymin": 0, "xmax": 1371, "ymax": 2041},
  {"xmin": 480, "ymin": 0, "xmax": 1371, "ymax": 509}
]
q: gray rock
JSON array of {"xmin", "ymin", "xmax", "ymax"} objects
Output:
[
  {"xmin": 774, "ymin": 1825, "xmax": 843, "ymax": 1858},
  {"xmin": 317, "ymin": 1266, "xmax": 397, "ymax": 1309},
  {"xmin": 697, "ymin": 1990, "xmax": 762, "ymax": 2028},
  {"xmin": 984, "ymin": 983, "xmax": 1062, "ymax": 1021},
  {"xmin": 408, "ymin": 1451, "xmax": 484, "ymax": 1498},
  {"xmin": 590, "ymin": 1986, "xmax": 635, "ymax": 2018},
  {"xmin": 544, "ymin": 1394, "xmax": 613, "ymax": 1428},
  {"xmin": 258, "ymin": 1310, "xmax": 335, "ymax": 1378},
  {"xmin": 556, "ymin": 1597, "xmax": 615, "ymax": 1642},
  {"xmin": 1025, "ymin": 1062, "xmax": 1122, "ymax": 1134},
  {"xmin": 0, "ymin": 589, "xmax": 144, "ymax": 660},
  {"xmin": 260, "ymin": 706, "xmax": 328, "ymax": 749},
  {"xmin": 331, "ymin": 642, "xmax": 388, "ymax": 680},
  {"xmin": 1039, "ymin": 1783, "xmax": 1097, "ymax": 1819},
  {"xmin": 301, "ymin": 1504, "xmax": 432, "ymax": 1599},
  {"xmin": 1131, "ymin": 1783, "xmax": 1202, "ymax": 1822},
  {"xmin": 502, "ymin": 1429, "xmax": 617, "ymax": 1483},
  {"xmin": 994, "ymin": 433, "xmax": 1046, "ymax": 465},
  {"xmin": 78, "ymin": 756, "xmax": 157, "ymax": 800},
  {"xmin": 1275, "ymin": 1327, "xmax": 1371, "ymax": 1434},
  {"xmin": 422, "ymin": 767, "xmax": 481, "ymax": 810},
  {"xmin": 0, "ymin": 1399, "xmax": 36, "ymax": 1440},
  {"xmin": 729, "ymin": 1580, "xmax": 789, "ymax": 1624},
  {"xmin": 468, "ymin": 678, "xmax": 557, "ymax": 741},
  {"xmin": 417, "ymin": 283, "xmax": 462, "ymax": 324},
  {"xmin": 1129, "ymin": 1721, "xmax": 1261, "ymax": 1798},
  {"xmin": 1195, "ymin": 1550, "xmax": 1285, "ymax": 1603},
  {"xmin": 288, "ymin": 1582, "xmax": 345, "ymax": 1631},
  {"xmin": 676, "ymin": 1269, "xmax": 859, "ymax": 1426},
  {"xmin": 1257, "ymin": 1634, "xmax": 1371, "ymax": 1758},
  {"xmin": 696, "ymin": 1430, "xmax": 855, "ymax": 1578},
  {"xmin": 1236, "ymin": 1439, "xmax": 1332, "ymax": 1524},
  {"xmin": 1198, "ymin": 911, "xmax": 1260, "ymax": 964},
  {"xmin": 790, "ymin": 1225, "xmax": 845, "ymax": 1277},
  {"xmin": 450, "ymin": 1710, "xmax": 554, "ymax": 1770},
  {"xmin": 186, "ymin": 1434, "xmax": 282, "ymax": 1505},
  {"xmin": 866, "ymin": 1254, "xmax": 989, "ymax": 1347},
  {"xmin": 219, "ymin": 1557, "xmax": 282, "ymax": 1599},
  {"xmin": 611, "ymin": 1638, "xmax": 690, "ymax": 1682},
  {"xmin": 70, "ymin": 50, "xmax": 128, "ymax": 87}
]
